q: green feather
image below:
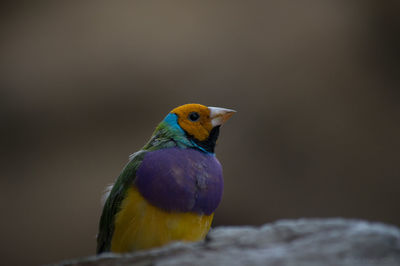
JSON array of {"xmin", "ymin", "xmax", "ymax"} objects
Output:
[
  {"xmin": 96, "ymin": 150, "xmax": 146, "ymax": 254},
  {"xmin": 96, "ymin": 121, "xmax": 187, "ymax": 253}
]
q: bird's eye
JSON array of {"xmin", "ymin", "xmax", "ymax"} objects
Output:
[{"xmin": 188, "ymin": 112, "xmax": 200, "ymax": 122}]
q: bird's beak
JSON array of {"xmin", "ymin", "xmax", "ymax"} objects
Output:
[{"xmin": 208, "ymin": 106, "xmax": 236, "ymax": 127}]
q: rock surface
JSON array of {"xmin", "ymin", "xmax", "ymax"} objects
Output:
[{"xmin": 57, "ymin": 219, "xmax": 400, "ymax": 266}]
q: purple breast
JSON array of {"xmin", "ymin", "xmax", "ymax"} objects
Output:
[{"xmin": 135, "ymin": 147, "xmax": 223, "ymax": 215}]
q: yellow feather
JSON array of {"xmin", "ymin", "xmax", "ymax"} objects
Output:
[{"xmin": 111, "ymin": 186, "xmax": 214, "ymax": 253}]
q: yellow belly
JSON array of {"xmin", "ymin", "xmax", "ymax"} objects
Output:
[{"xmin": 111, "ymin": 186, "xmax": 214, "ymax": 253}]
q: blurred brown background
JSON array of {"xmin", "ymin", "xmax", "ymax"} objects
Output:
[{"xmin": 1, "ymin": 1, "xmax": 399, "ymax": 265}]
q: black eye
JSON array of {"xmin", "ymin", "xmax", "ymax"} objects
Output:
[{"xmin": 188, "ymin": 112, "xmax": 200, "ymax": 122}]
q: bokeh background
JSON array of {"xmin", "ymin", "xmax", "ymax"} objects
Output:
[{"xmin": 1, "ymin": 1, "xmax": 400, "ymax": 265}]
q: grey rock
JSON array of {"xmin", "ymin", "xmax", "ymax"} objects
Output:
[{"xmin": 56, "ymin": 218, "xmax": 400, "ymax": 266}]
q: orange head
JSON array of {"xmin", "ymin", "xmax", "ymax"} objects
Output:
[
  {"xmin": 171, "ymin": 103, "xmax": 235, "ymax": 141},
  {"xmin": 157, "ymin": 103, "xmax": 235, "ymax": 153}
]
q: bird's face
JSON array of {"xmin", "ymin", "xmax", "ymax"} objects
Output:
[
  {"xmin": 161, "ymin": 104, "xmax": 235, "ymax": 153},
  {"xmin": 171, "ymin": 104, "xmax": 235, "ymax": 141}
]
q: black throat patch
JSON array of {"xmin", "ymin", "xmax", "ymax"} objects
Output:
[{"xmin": 187, "ymin": 126, "xmax": 220, "ymax": 153}]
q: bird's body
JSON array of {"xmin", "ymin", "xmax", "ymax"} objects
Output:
[
  {"xmin": 97, "ymin": 104, "xmax": 234, "ymax": 254},
  {"xmin": 111, "ymin": 186, "xmax": 214, "ymax": 252}
]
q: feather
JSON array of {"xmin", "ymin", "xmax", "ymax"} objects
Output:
[{"xmin": 101, "ymin": 184, "xmax": 114, "ymax": 207}]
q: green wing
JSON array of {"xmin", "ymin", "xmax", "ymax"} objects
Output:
[
  {"xmin": 96, "ymin": 125, "xmax": 178, "ymax": 254},
  {"xmin": 96, "ymin": 150, "xmax": 146, "ymax": 254}
]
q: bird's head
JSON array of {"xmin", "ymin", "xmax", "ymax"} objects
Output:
[{"xmin": 153, "ymin": 103, "xmax": 235, "ymax": 153}]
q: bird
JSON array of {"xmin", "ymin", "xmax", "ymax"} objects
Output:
[{"xmin": 96, "ymin": 103, "xmax": 235, "ymax": 254}]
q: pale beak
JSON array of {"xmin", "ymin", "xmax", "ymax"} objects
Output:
[{"xmin": 208, "ymin": 106, "xmax": 236, "ymax": 127}]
